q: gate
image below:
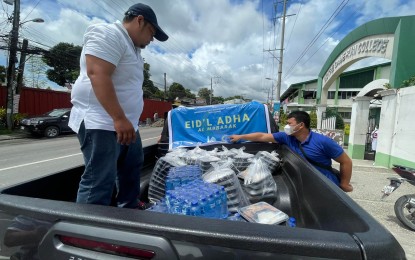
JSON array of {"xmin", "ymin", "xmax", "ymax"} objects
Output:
[
  {"xmin": 364, "ymin": 108, "xmax": 380, "ymax": 160},
  {"xmin": 321, "ymin": 107, "xmax": 337, "ymax": 130}
]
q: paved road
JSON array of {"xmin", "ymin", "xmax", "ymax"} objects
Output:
[
  {"xmin": 0, "ymin": 132, "xmax": 413, "ymax": 259},
  {"xmin": 0, "ymin": 127, "xmax": 162, "ymax": 188},
  {"xmin": 338, "ymin": 160, "xmax": 414, "ymax": 259}
]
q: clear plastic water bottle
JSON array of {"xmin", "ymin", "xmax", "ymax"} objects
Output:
[
  {"xmin": 227, "ymin": 213, "xmax": 242, "ymax": 221},
  {"xmin": 286, "ymin": 217, "xmax": 296, "ymax": 227},
  {"xmin": 199, "ymin": 197, "xmax": 208, "ymax": 217},
  {"xmin": 189, "ymin": 201, "xmax": 201, "ymax": 216},
  {"xmin": 165, "ymin": 176, "xmax": 173, "ymax": 191},
  {"xmin": 219, "ymin": 186, "xmax": 228, "ymax": 218},
  {"xmin": 206, "ymin": 194, "xmax": 216, "ymax": 218},
  {"xmin": 214, "ymin": 189, "xmax": 222, "ymax": 218}
]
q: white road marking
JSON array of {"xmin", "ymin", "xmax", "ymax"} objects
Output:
[
  {"xmin": 0, "ymin": 136, "xmax": 159, "ymax": 172},
  {"xmin": 0, "ymin": 153, "xmax": 83, "ymax": 171}
]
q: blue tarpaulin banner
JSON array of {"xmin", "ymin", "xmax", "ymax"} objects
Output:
[{"xmin": 168, "ymin": 101, "xmax": 271, "ymax": 149}]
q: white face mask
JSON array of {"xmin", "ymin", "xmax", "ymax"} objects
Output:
[{"xmin": 284, "ymin": 123, "xmax": 300, "ymax": 135}]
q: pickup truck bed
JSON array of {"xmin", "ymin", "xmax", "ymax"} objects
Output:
[{"xmin": 0, "ymin": 143, "xmax": 405, "ymax": 260}]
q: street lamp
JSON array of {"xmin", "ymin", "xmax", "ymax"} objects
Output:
[{"xmin": 20, "ymin": 18, "xmax": 44, "ymax": 25}]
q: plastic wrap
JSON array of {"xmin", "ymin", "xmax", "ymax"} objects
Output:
[
  {"xmin": 232, "ymin": 147, "xmax": 254, "ymax": 172},
  {"xmin": 238, "ymin": 201, "xmax": 288, "ymax": 225},
  {"xmin": 238, "ymin": 158, "xmax": 277, "ymax": 203},
  {"xmin": 202, "ymin": 159, "xmax": 250, "ymax": 212},
  {"xmin": 254, "ymin": 150, "xmax": 281, "ymax": 173},
  {"xmin": 216, "ymin": 145, "xmax": 237, "ymax": 160},
  {"xmin": 148, "ymin": 153, "xmax": 187, "ymax": 202},
  {"xmin": 178, "ymin": 144, "xmax": 209, "ymax": 165},
  {"xmin": 197, "ymin": 155, "xmax": 221, "ymax": 174}
]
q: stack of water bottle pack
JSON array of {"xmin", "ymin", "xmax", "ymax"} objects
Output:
[
  {"xmin": 148, "ymin": 164, "xmax": 228, "ymax": 218},
  {"xmin": 147, "ymin": 146, "xmax": 284, "ymax": 222},
  {"xmin": 148, "ymin": 152, "xmax": 187, "ymax": 202},
  {"xmin": 166, "ymin": 180, "xmax": 228, "ymax": 218}
]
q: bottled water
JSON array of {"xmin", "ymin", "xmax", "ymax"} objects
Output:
[
  {"xmin": 286, "ymin": 217, "xmax": 296, "ymax": 227},
  {"xmin": 164, "ymin": 177, "xmax": 228, "ymax": 219},
  {"xmin": 219, "ymin": 186, "xmax": 228, "ymax": 218},
  {"xmin": 199, "ymin": 197, "xmax": 208, "ymax": 217},
  {"xmin": 189, "ymin": 201, "xmax": 201, "ymax": 216},
  {"xmin": 227, "ymin": 213, "xmax": 243, "ymax": 221}
]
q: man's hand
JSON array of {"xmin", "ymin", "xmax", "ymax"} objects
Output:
[
  {"xmin": 114, "ymin": 117, "xmax": 136, "ymax": 145},
  {"xmin": 340, "ymin": 182, "xmax": 353, "ymax": 192},
  {"xmin": 229, "ymin": 135, "xmax": 241, "ymax": 143}
]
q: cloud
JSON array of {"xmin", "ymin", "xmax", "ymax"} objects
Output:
[{"xmin": 1, "ymin": 0, "xmax": 412, "ymax": 101}]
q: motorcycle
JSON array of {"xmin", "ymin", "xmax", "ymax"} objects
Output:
[{"xmin": 381, "ymin": 164, "xmax": 415, "ymax": 231}]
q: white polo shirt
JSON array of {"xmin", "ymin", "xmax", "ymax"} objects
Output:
[{"xmin": 69, "ymin": 21, "xmax": 144, "ymax": 133}]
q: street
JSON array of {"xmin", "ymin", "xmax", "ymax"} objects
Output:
[
  {"xmin": 0, "ymin": 130, "xmax": 413, "ymax": 259},
  {"xmin": 339, "ymin": 160, "xmax": 414, "ymax": 259},
  {"xmin": 0, "ymin": 127, "xmax": 162, "ymax": 188}
]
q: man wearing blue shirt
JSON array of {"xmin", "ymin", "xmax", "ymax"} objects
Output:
[{"xmin": 229, "ymin": 111, "xmax": 353, "ymax": 192}]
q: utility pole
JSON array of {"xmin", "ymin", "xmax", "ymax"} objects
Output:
[
  {"xmin": 16, "ymin": 38, "xmax": 28, "ymax": 94},
  {"xmin": 276, "ymin": 0, "xmax": 287, "ymax": 102},
  {"xmin": 210, "ymin": 76, "xmax": 220, "ymax": 105},
  {"xmin": 163, "ymin": 72, "xmax": 167, "ymax": 101},
  {"xmin": 210, "ymin": 77, "xmax": 212, "ymax": 105},
  {"xmin": 5, "ymin": 0, "xmax": 20, "ymax": 130}
]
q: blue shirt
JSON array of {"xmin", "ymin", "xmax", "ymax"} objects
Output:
[{"xmin": 272, "ymin": 131, "xmax": 344, "ymax": 186}]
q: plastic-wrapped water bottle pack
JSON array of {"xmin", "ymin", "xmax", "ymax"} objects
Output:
[
  {"xmin": 164, "ymin": 179, "xmax": 228, "ymax": 219},
  {"xmin": 147, "ymin": 146, "xmax": 283, "ymax": 221}
]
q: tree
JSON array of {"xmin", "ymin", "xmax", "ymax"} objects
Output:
[
  {"xmin": 42, "ymin": 42, "xmax": 82, "ymax": 86},
  {"xmin": 168, "ymin": 82, "xmax": 187, "ymax": 100},
  {"xmin": 142, "ymin": 63, "xmax": 161, "ymax": 99},
  {"xmin": 309, "ymin": 110, "xmax": 317, "ymax": 128},
  {"xmin": 325, "ymin": 108, "xmax": 344, "ymax": 130},
  {"xmin": 198, "ymin": 88, "xmax": 211, "ymax": 102},
  {"xmin": 0, "ymin": 65, "xmax": 6, "ymax": 83}
]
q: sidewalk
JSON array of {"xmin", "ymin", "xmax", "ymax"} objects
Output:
[{"xmin": 0, "ymin": 130, "xmax": 30, "ymax": 141}]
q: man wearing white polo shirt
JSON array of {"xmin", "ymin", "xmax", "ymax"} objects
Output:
[{"xmin": 69, "ymin": 3, "xmax": 168, "ymax": 208}]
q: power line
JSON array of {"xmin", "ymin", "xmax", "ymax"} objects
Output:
[{"xmin": 283, "ymin": 0, "xmax": 349, "ymax": 80}]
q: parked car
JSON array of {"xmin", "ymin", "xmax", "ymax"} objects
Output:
[{"xmin": 20, "ymin": 108, "xmax": 74, "ymax": 138}]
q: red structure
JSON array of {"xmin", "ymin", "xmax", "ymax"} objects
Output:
[{"xmin": 0, "ymin": 87, "xmax": 171, "ymax": 121}]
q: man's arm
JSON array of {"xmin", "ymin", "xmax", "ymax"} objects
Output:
[
  {"xmin": 334, "ymin": 152, "xmax": 353, "ymax": 192},
  {"xmin": 86, "ymin": 54, "xmax": 136, "ymax": 145},
  {"xmin": 229, "ymin": 132, "xmax": 276, "ymax": 143}
]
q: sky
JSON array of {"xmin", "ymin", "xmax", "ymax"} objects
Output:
[{"xmin": 0, "ymin": 0, "xmax": 414, "ymax": 102}]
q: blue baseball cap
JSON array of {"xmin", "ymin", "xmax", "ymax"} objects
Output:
[{"xmin": 125, "ymin": 3, "xmax": 168, "ymax": 42}]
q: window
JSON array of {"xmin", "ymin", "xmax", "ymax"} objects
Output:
[
  {"xmin": 327, "ymin": 91, "xmax": 336, "ymax": 99},
  {"xmin": 339, "ymin": 112, "xmax": 352, "ymax": 119},
  {"xmin": 340, "ymin": 70, "xmax": 374, "ymax": 89}
]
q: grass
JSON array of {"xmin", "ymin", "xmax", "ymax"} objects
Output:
[{"xmin": 0, "ymin": 128, "xmax": 12, "ymax": 135}]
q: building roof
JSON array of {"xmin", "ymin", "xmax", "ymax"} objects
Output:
[{"xmin": 280, "ymin": 62, "xmax": 391, "ymax": 101}]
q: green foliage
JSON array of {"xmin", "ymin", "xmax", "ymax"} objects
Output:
[
  {"xmin": 344, "ymin": 123, "xmax": 350, "ymax": 135},
  {"xmin": 279, "ymin": 109, "xmax": 287, "ymax": 124},
  {"xmin": 0, "ymin": 65, "xmax": 6, "ymax": 82},
  {"xmin": 401, "ymin": 75, "xmax": 415, "ymax": 88},
  {"xmin": 198, "ymin": 88, "xmax": 211, "ymax": 102},
  {"xmin": 224, "ymin": 95, "xmax": 245, "ymax": 101},
  {"xmin": 0, "ymin": 107, "xmax": 5, "ymax": 120},
  {"xmin": 42, "ymin": 42, "xmax": 82, "ymax": 86},
  {"xmin": 325, "ymin": 108, "xmax": 344, "ymax": 130},
  {"xmin": 143, "ymin": 63, "xmax": 160, "ymax": 99},
  {"xmin": 0, "ymin": 108, "xmax": 26, "ymax": 129},
  {"xmin": 334, "ymin": 114, "xmax": 344, "ymax": 129},
  {"xmin": 168, "ymin": 82, "xmax": 187, "ymax": 100},
  {"xmin": 12, "ymin": 113, "xmax": 27, "ymax": 125},
  {"xmin": 309, "ymin": 110, "xmax": 317, "ymax": 128}
]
